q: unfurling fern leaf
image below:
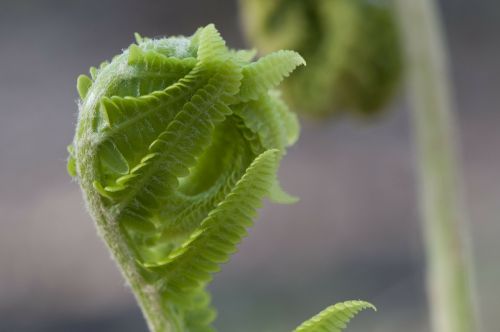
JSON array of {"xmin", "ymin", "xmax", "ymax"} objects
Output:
[
  {"xmin": 68, "ymin": 24, "xmax": 372, "ymax": 332},
  {"xmin": 240, "ymin": 0, "xmax": 402, "ymax": 118}
]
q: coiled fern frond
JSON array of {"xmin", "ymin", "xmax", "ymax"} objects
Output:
[
  {"xmin": 240, "ymin": 0, "xmax": 402, "ymax": 118},
  {"xmin": 68, "ymin": 24, "xmax": 373, "ymax": 332}
]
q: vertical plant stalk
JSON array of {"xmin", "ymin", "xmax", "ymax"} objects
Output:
[
  {"xmin": 395, "ymin": 1, "xmax": 478, "ymax": 331},
  {"xmin": 94, "ymin": 210, "xmax": 172, "ymax": 332}
]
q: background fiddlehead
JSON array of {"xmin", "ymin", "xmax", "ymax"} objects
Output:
[
  {"xmin": 239, "ymin": 0, "xmax": 402, "ymax": 118},
  {"xmin": 68, "ymin": 24, "xmax": 373, "ymax": 331}
]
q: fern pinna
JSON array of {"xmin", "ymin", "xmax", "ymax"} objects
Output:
[{"xmin": 68, "ymin": 24, "xmax": 373, "ymax": 332}]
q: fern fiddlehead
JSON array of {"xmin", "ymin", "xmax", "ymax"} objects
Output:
[
  {"xmin": 68, "ymin": 24, "xmax": 372, "ymax": 332},
  {"xmin": 240, "ymin": 0, "xmax": 402, "ymax": 117}
]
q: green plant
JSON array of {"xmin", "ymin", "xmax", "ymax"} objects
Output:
[
  {"xmin": 68, "ymin": 24, "xmax": 374, "ymax": 332},
  {"xmin": 395, "ymin": 1, "xmax": 478, "ymax": 331},
  {"xmin": 240, "ymin": 0, "xmax": 402, "ymax": 117},
  {"xmin": 241, "ymin": 0, "xmax": 479, "ymax": 330}
]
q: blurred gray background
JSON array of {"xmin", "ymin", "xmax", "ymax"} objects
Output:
[{"xmin": 0, "ymin": 0, "xmax": 498, "ymax": 331}]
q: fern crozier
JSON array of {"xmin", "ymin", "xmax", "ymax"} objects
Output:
[{"xmin": 68, "ymin": 24, "xmax": 373, "ymax": 332}]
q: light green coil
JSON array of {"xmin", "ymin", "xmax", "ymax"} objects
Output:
[{"xmin": 68, "ymin": 24, "xmax": 373, "ymax": 332}]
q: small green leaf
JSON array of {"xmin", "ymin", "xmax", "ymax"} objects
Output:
[
  {"xmin": 76, "ymin": 74, "xmax": 92, "ymax": 99},
  {"xmin": 294, "ymin": 300, "xmax": 376, "ymax": 332},
  {"xmin": 239, "ymin": 50, "xmax": 305, "ymax": 101},
  {"xmin": 268, "ymin": 179, "xmax": 298, "ymax": 204},
  {"xmin": 134, "ymin": 32, "xmax": 143, "ymax": 44}
]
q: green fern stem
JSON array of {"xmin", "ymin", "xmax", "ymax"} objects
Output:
[
  {"xmin": 394, "ymin": 1, "xmax": 478, "ymax": 331},
  {"xmin": 68, "ymin": 24, "xmax": 373, "ymax": 332},
  {"xmin": 88, "ymin": 197, "xmax": 173, "ymax": 331}
]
